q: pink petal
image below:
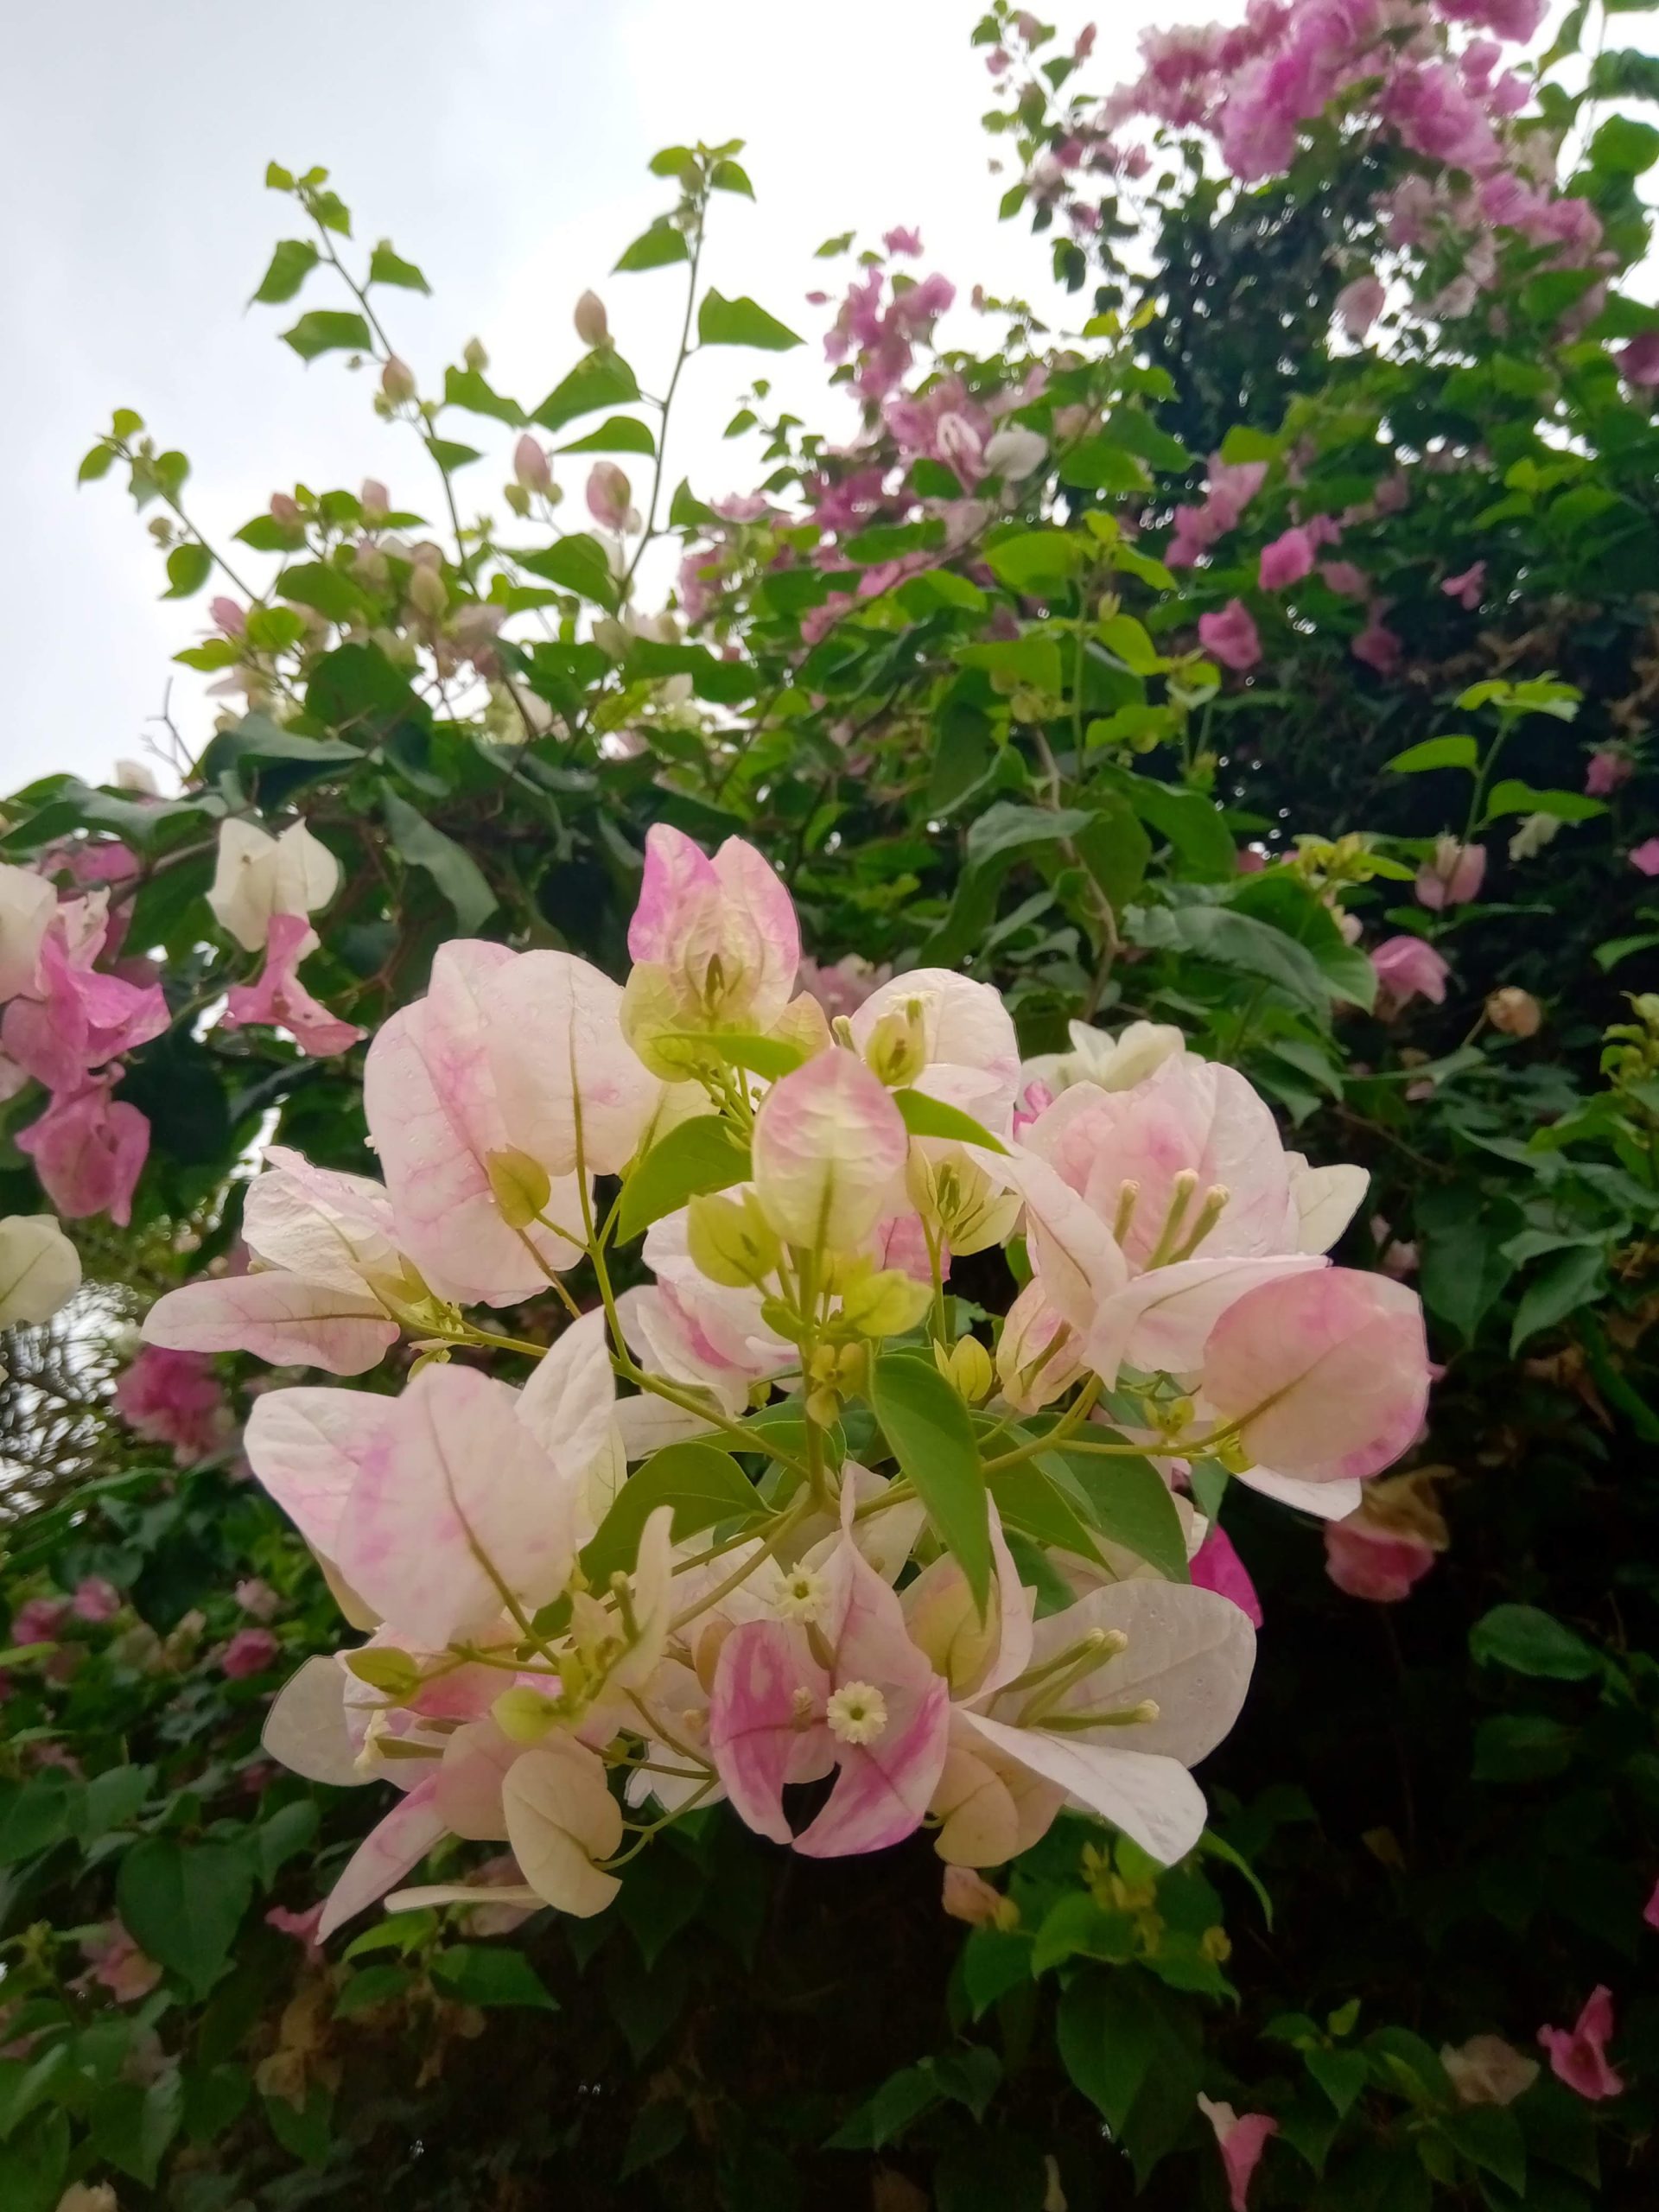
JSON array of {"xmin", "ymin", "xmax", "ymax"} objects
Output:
[
  {"xmin": 709, "ymin": 1620, "xmax": 831, "ymax": 1845},
  {"xmin": 795, "ymin": 1670, "xmax": 950, "ymax": 1857},
  {"xmin": 243, "ymin": 1386, "xmax": 392, "ymax": 1555},
  {"xmin": 435, "ymin": 1719, "xmax": 518, "ymax": 1840},
  {"xmin": 1190, "ymin": 1525, "xmax": 1263, "ymax": 1627},
  {"xmin": 1087, "ymin": 1254, "xmax": 1325, "ymax": 1383},
  {"xmin": 334, "ymin": 1363, "xmax": 580, "ymax": 1647},
  {"xmin": 956, "ymin": 1708, "xmax": 1208, "ymax": 1865},
  {"xmin": 485, "ymin": 950, "xmax": 662, "ymax": 1177},
  {"xmin": 1202, "ymin": 1268, "xmax": 1430, "ymax": 1481},
  {"xmin": 141, "ymin": 1274, "xmax": 397, "ymax": 1375},
  {"xmin": 751, "ymin": 1049, "xmax": 908, "ymax": 1252},
  {"xmin": 318, "ymin": 1775, "xmax": 446, "ymax": 1938}
]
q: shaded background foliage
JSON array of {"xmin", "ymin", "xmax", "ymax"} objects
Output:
[{"xmin": 3, "ymin": 3, "xmax": 1659, "ymax": 2206}]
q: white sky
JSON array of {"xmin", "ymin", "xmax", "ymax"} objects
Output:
[
  {"xmin": 2, "ymin": 0, "xmax": 1186, "ymax": 791},
  {"xmin": 4, "ymin": 2, "xmax": 1629, "ymax": 796}
]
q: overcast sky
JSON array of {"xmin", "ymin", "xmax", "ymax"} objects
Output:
[{"xmin": 3, "ymin": 0, "xmax": 1203, "ymax": 792}]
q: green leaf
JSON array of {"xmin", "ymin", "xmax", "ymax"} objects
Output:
[
  {"xmin": 531, "ymin": 348, "xmax": 643, "ymax": 432},
  {"xmin": 251, "ymin": 238, "xmax": 320, "ymax": 305},
  {"xmin": 1441, "ymin": 2106, "xmax": 1526, "ymax": 2193},
  {"xmin": 276, "ymin": 560, "xmax": 368, "ymax": 624},
  {"xmin": 615, "ymin": 220, "xmax": 691, "ymax": 272},
  {"xmin": 870, "ymin": 1351, "xmax": 991, "ymax": 1612},
  {"xmin": 0, "ymin": 2107, "xmax": 70, "ymax": 2212},
  {"xmin": 709, "ymin": 157, "xmax": 755, "ymax": 197},
  {"xmin": 1040, "ymin": 1446, "xmax": 1191, "ymax": 1582},
  {"xmin": 1472, "ymin": 1714, "xmax": 1576, "ymax": 1783},
  {"xmin": 442, "ymin": 365, "xmax": 525, "ymax": 426},
  {"xmin": 0, "ymin": 1774, "xmax": 79, "ymax": 1864},
  {"xmin": 77, "ymin": 442, "xmax": 116, "ymax": 484},
  {"xmin": 1470, "ymin": 1604, "xmax": 1602, "ymax": 1681},
  {"xmin": 427, "ymin": 436, "xmax": 483, "ymax": 472},
  {"xmin": 616, "ymin": 1116, "xmax": 753, "ymax": 1243},
  {"xmin": 1509, "ymin": 1243, "xmax": 1606, "ymax": 1353},
  {"xmin": 429, "ymin": 1946, "xmax": 558, "ymax": 2010},
  {"xmin": 1306, "ymin": 2045, "xmax": 1370, "ymax": 2117},
  {"xmin": 162, "ymin": 541, "xmax": 213, "ymax": 599},
  {"xmin": 281, "ymin": 309, "xmax": 372, "ymax": 361},
  {"xmin": 334, "ymin": 1963, "xmax": 416, "ymax": 2015},
  {"xmin": 88, "ymin": 2070, "xmax": 185, "ymax": 2189},
  {"xmin": 384, "ymin": 789, "xmax": 498, "ymax": 931},
  {"xmin": 988, "ymin": 1465, "xmax": 1106, "ymax": 1566},
  {"xmin": 582, "ymin": 1443, "xmax": 765, "ymax": 1586},
  {"xmin": 1058, "ymin": 434, "xmax": 1149, "ymax": 494},
  {"xmin": 696, "ymin": 290, "xmax": 803, "ymax": 350},
  {"xmin": 514, "ymin": 533, "xmax": 621, "ymax": 611},
  {"xmin": 1482, "ymin": 780, "xmax": 1605, "ymax": 824},
  {"xmin": 1591, "ymin": 113, "xmax": 1659, "ymax": 172},
  {"xmin": 556, "ymin": 415, "xmax": 657, "ymax": 455},
  {"xmin": 368, "ymin": 240, "xmax": 430, "ymax": 290},
  {"xmin": 892, "ymin": 1087, "xmax": 1007, "ymax": 1154},
  {"xmin": 984, "ymin": 531, "xmax": 1084, "ymax": 592},
  {"xmin": 117, "ymin": 1835, "xmax": 254, "ymax": 1999},
  {"xmin": 1385, "ymin": 735, "xmax": 1478, "ymax": 774},
  {"xmin": 653, "ymin": 1031, "xmax": 805, "ymax": 1082}
]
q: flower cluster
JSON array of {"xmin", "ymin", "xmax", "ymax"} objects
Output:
[
  {"xmin": 0, "ymin": 851, "xmax": 166, "ymax": 1223},
  {"xmin": 142, "ymin": 824, "xmax": 1432, "ymax": 1939}
]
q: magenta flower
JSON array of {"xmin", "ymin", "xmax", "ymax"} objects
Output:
[
  {"xmin": 223, "ymin": 913, "xmax": 364, "ymax": 1059},
  {"xmin": 16, "ymin": 1083, "xmax": 149, "ymax": 1225},
  {"xmin": 1585, "ymin": 747, "xmax": 1632, "ymax": 798},
  {"xmin": 10, "ymin": 1595, "xmax": 70, "ymax": 1646},
  {"xmin": 114, "ymin": 1345, "xmax": 229, "ymax": 1464},
  {"xmin": 1643, "ymin": 1878, "xmax": 1659, "ymax": 1933},
  {"xmin": 1539, "ymin": 1986, "xmax": 1624, "ymax": 2101},
  {"xmin": 1319, "ymin": 560, "xmax": 1369, "ymax": 598},
  {"xmin": 1189, "ymin": 1525, "xmax": 1263, "ymax": 1627},
  {"xmin": 1414, "ymin": 837, "xmax": 1486, "ymax": 911},
  {"xmin": 79, "ymin": 1923, "xmax": 162, "ymax": 2004},
  {"xmin": 265, "ymin": 1901, "xmax": 327, "ymax": 1962},
  {"xmin": 1198, "ymin": 601, "xmax": 1262, "ymax": 672},
  {"xmin": 1616, "ymin": 332, "xmax": 1659, "ymax": 391},
  {"xmin": 1258, "ymin": 527, "xmax": 1315, "ymax": 591},
  {"xmin": 709, "ymin": 1504, "xmax": 950, "ymax": 1858},
  {"xmin": 1198, "ymin": 2096, "xmax": 1278, "ymax": 2212},
  {"xmin": 1370, "ymin": 935, "xmax": 1449, "ymax": 1009},
  {"xmin": 70, "ymin": 1577, "xmax": 121, "ymax": 1624},
  {"xmin": 1630, "ymin": 838, "xmax": 1659, "ymax": 878},
  {"xmin": 220, "ymin": 1627, "xmax": 282, "ymax": 1680},
  {"xmin": 1324, "ymin": 1516, "xmax": 1438, "ymax": 1603},
  {"xmin": 3, "ymin": 926, "xmax": 168, "ymax": 1096},
  {"xmin": 882, "ymin": 226, "xmax": 923, "ymax": 256},
  {"xmin": 1351, "ymin": 611, "xmax": 1404, "ymax": 675},
  {"xmin": 1441, "ymin": 561, "xmax": 1487, "ymax": 611}
]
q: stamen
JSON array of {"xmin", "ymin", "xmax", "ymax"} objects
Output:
[
  {"xmin": 775, "ymin": 1567, "xmax": 830, "ymax": 1624},
  {"xmin": 1145, "ymin": 1169, "xmax": 1200, "ymax": 1268},
  {"xmin": 1112, "ymin": 1179, "xmax": 1141, "ymax": 1243},
  {"xmin": 1168, "ymin": 1184, "xmax": 1230, "ymax": 1264},
  {"xmin": 1042, "ymin": 1698, "xmax": 1161, "ymax": 1732},
  {"xmin": 826, "ymin": 1681, "xmax": 889, "ymax": 1745},
  {"xmin": 1003, "ymin": 1626, "xmax": 1127, "ymax": 1700}
]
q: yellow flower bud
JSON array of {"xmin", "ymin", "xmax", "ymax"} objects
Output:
[{"xmin": 936, "ymin": 1334, "xmax": 994, "ymax": 1404}]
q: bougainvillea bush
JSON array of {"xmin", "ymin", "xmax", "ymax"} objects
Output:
[{"xmin": 2, "ymin": 1, "xmax": 1658, "ymax": 2205}]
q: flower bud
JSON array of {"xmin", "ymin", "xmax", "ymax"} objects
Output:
[
  {"xmin": 463, "ymin": 336, "xmax": 488, "ymax": 373},
  {"xmin": 585, "ymin": 461, "xmax": 633, "ymax": 533},
  {"xmin": 574, "ymin": 289, "xmax": 610, "ymax": 348},
  {"xmin": 936, "ymin": 1334, "xmax": 994, "ymax": 1404},
  {"xmin": 513, "ymin": 434, "xmax": 552, "ymax": 493},
  {"xmin": 486, "ymin": 1147, "xmax": 552, "ymax": 1230},
  {"xmin": 270, "ymin": 492, "xmax": 302, "ymax": 527},
  {"xmin": 503, "ymin": 482, "xmax": 531, "ymax": 518},
  {"xmin": 942, "ymin": 1866, "xmax": 1020, "ymax": 1930},
  {"xmin": 686, "ymin": 1190, "xmax": 782, "ymax": 1288},
  {"xmin": 837, "ymin": 1264, "xmax": 932, "ymax": 1338},
  {"xmin": 407, "ymin": 562, "xmax": 449, "ymax": 621},
  {"xmin": 210, "ymin": 597, "xmax": 246, "ymax": 638},
  {"xmin": 861, "ymin": 996, "xmax": 929, "ymax": 1087},
  {"xmin": 359, "ymin": 478, "xmax": 391, "ymax": 521},
  {"xmin": 380, "ymin": 355, "xmax": 416, "ymax": 403},
  {"xmin": 1485, "ymin": 986, "xmax": 1542, "ymax": 1039}
]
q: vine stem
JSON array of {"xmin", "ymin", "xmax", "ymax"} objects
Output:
[{"xmin": 623, "ymin": 193, "xmax": 707, "ymax": 598}]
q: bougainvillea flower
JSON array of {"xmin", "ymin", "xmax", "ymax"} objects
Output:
[
  {"xmin": 1370, "ymin": 934, "xmax": 1450, "ymax": 1007},
  {"xmin": 944, "ymin": 1580, "xmax": 1255, "ymax": 1866},
  {"xmin": 618, "ymin": 1205, "xmax": 795, "ymax": 1411},
  {"xmin": 2, "ymin": 929, "xmax": 168, "ymax": 1094},
  {"xmin": 207, "ymin": 818, "xmax": 340, "ymax": 953},
  {"xmin": 849, "ymin": 967, "xmax": 1021, "ymax": 1128},
  {"xmin": 1335, "ymin": 271, "xmax": 1385, "ymax": 338},
  {"xmin": 1258, "ymin": 526, "xmax": 1315, "ymax": 590},
  {"xmin": 1198, "ymin": 2095, "xmax": 1278, "ymax": 2212},
  {"xmin": 751, "ymin": 1050, "xmax": 908, "ymax": 1255},
  {"xmin": 1440, "ymin": 2035, "xmax": 1539, "ymax": 2107},
  {"xmin": 1189, "ymin": 1525, "xmax": 1262, "ymax": 1626},
  {"xmin": 620, "ymin": 826, "xmax": 800, "ymax": 1076},
  {"xmin": 223, "ymin": 913, "xmax": 363, "ymax": 1058},
  {"xmin": 0, "ymin": 862, "xmax": 59, "ymax": 1001},
  {"xmin": 484, "ymin": 949, "xmax": 663, "ymax": 1179},
  {"xmin": 330, "ymin": 1363, "xmax": 582, "ymax": 1649},
  {"xmin": 365, "ymin": 940, "xmax": 588, "ymax": 1306},
  {"xmin": 1441, "ymin": 560, "xmax": 1487, "ymax": 610},
  {"xmin": 501, "ymin": 1736, "xmax": 625, "ymax": 1916},
  {"xmin": 318, "ymin": 1775, "xmax": 448, "ymax": 1937},
  {"xmin": 16, "ymin": 1083, "xmax": 149, "ymax": 1225},
  {"xmin": 1019, "ymin": 1017, "xmax": 1186, "ymax": 1100},
  {"xmin": 144, "ymin": 1150, "xmax": 409, "ymax": 1374},
  {"xmin": 1198, "ymin": 600, "xmax": 1262, "ymax": 671},
  {"xmin": 1630, "ymin": 837, "xmax": 1659, "ymax": 879},
  {"xmin": 1538, "ymin": 1986, "xmax": 1624, "ymax": 2101},
  {"xmin": 0, "ymin": 1212, "xmax": 81, "ymax": 1326},
  {"xmin": 113, "ymin": 1345, "xmax": 229, "ymax": 1463},
  {"xmin": 1201, "ymin": 1268, "xmax": 1430, "ymax": 1483},
  {"xmin": 1414, "ymin": 836, "xmax": 1487, "ymax": 911},
  {"xmin": 710, "ymin": 1497, "xmax": 950, "ymax": 1857}
]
